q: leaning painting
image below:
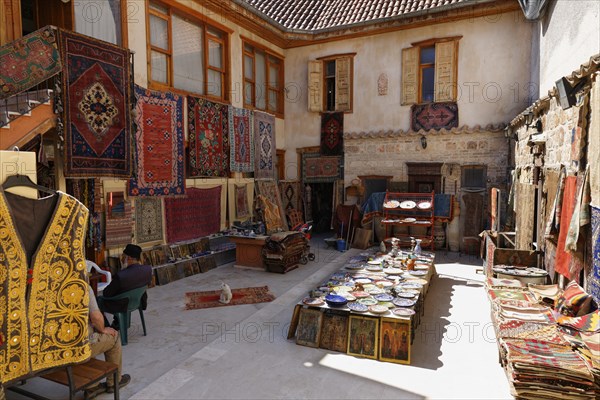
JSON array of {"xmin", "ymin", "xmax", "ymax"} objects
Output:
[
  {"xmin": 296, "ymin": 308, "xmax": 323, "ymax": 347},
  {"xmin": 347, "ymin": 315, "xmax": 379, "ymax": 359},
  {"xmin": 379, "ymin": 317, "xmax": 411, "ymax": 364}
]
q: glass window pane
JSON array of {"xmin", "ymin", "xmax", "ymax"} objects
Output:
[
  {"xmin": 149, "ymin": 1, "xmax": 168, "ymax": 13},
  {"xmin": 208, "ymin": 39, "xmax": 222, "ymax": 68},
  {"xmin": 149, "ymin": 15, "xmax": 168, "ymax": 50},
  {"xmin": 172, "ymin": 15, "xmax": 204, "ymax": 94},
  {"xmin": 151, "ymin": 50, "xmax": 168, "ymax": 83},
  {"xmin": 244, "ymin": 43, "xmax": 253, "ymax": 53},
  {"xmin": 268, "ymin": 90, "xmax": 277, "ymax": 111},
  {"xmin": 74, "ymin": 0, "xmax": 121, "ymax": 45},
  {"xmin": 244, "ymin": 82, "xmax": 253, "ymax": 105},
  {"xmin": 421, "ymin": 67, "xmax": 435, "ymax": 102},
  {"xmin": 255, "ymin": 51, "xmax": 266, "ymax": 109},
  {"xmin": 420, "ymin": 46, "xmax": 435, "ymax": 64},
  {"xmin": 269, "ymin": 65, "xmax": 279, "ymax": 88},
  {"xmin": 326, "ymin": 60, "xmax": 335, "ymax": 76},
  {"xmin": 207, "ymin": 26, "xmax": 223, "ymax": 38},
  {"xmin": 208, "ymin": 69, "xmax": 222, "ymax": 97},
  {"xmin": 244, "ymin": 54, "xmax": 253, "ymax": 80}
]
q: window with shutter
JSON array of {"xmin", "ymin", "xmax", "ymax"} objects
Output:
[
  {"xmin": 402, "ymin": 37, "xmax": 460, "ymax": 105},
  {"xmin": 461, "ymin": 165, "xmax": 487, "ymax": 189},
  {"xmin": 242, "ymin": 39, "xmax": 284, "ymax": 116},
  {"xmin": 307, "ymin": 54, "xmax": 355, "ymax": 113}
]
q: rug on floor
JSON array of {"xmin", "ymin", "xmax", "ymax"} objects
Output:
[{"xmin": 184, "ymin": 286, "xmax": 275, "ymax": 310}]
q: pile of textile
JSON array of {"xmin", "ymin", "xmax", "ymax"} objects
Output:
[
  {"xmin": 486, "ymin": 278, "xmax": 600, "ymax": 399},
  {"xmin": 263, "ymin": 231, "xmax": 308, "ymax": 273}
]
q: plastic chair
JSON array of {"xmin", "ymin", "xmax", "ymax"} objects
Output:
[
  {"xmin": 86, "ymin": 260, "xmax": 112, "ymax": 293},
  {"xmin": 97, "ymin": 286, "xmax": 148, "ymax": 346}
]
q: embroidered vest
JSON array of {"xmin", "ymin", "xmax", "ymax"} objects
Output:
[{"xmin": 0, "ymin": 191, "xmax": 90, "ymax": 383}]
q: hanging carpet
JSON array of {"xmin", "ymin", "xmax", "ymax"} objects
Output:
[
  {"xmin": 188, "ymin": 96, "xmax": 230, "ymax": 177},
  {"xmin": 164, "ymin": 187, "xmax": 221, "ymax": 243},
  {"xmin": 134, "ymin": 197, "xmax": 163, "ymax": 244},
  {"xmin": 462, "ymin": 192, "xmax": 483, "ymax": 238},
  {"xmin": 0, "ymin": 26, "xmax": 62, "ymax": 99},
  {"xmin": 590, "ymin": 205, "xmax": 600, "ymax": 304},
  {"xmin": 229, "ymin": 106, "xmax": 254, "ymax": 172},
  {"xmin": 320, "ymin": 112, "xmax": 344, "ymax": 155},
  {"xmin": 105, "ymin": 199, "xmax": 133, "ymax": 247},
  {"xmin": 278, "ymin": 180, "xmax": 303, "ymax": 213},
  {"xmin": 556, "ymin": 176, "xmax": 578, "ymax": 279},
  {"xmin": 254, "ymin": 111, "xmax": 276, "ymax": 179},
  {"xmin": 235, "ymin": 184, "xmax": 250, "ymax": 219},
  {"xmin": 256, "ymin": 180, "xmax": 288, "ymax": 231},
  {"xmin": 129, "ymin": 85, "xmax": 185, "ymax": 196},
  {"xmin": 184, "ymin": 286, "xmax": 275, "ymax": 310},
  {"xmin": 59, "ymin": 29, "xmax": 133, "ymax": 178},
  {"xmin": 302, "ymin": 154, "xmax": 342, "ymax": 183},
  {"xmin": 411, "ymin": 102, "xmax": 458, "ymax": 131}
]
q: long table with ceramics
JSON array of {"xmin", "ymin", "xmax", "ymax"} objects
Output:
[{"xmin": 288, "ymin": 248, "xmax": 436, "ymax": 364}]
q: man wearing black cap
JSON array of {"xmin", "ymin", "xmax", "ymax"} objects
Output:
[{"xmin": 101, "ymin": 244, "xmax": 152, "ymax": 315}]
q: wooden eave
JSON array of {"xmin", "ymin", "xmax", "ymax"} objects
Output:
[{"xmin": 197, "ymin": 0, "xmax": 521, "ymax": 49}]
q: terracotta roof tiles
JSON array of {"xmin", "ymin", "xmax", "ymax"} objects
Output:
[{"xmin": 240, "ymin": 0, "xmax": 476, "ymax": 31}]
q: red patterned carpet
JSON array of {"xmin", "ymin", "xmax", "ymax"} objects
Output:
[{"xmin": 184, "ymin": 286, "xmax": 275, "ymax": 310}]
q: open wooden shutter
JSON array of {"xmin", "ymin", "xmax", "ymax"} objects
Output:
[
  {"xmin": 335, "ymin": 57, "xmax": 351, "ymax": 112},
  {"xmin": 401, "ymin": 47, "xmax": 418, "ymax": 105},
  {"xmin": 308, "ymin": 60, "xmax": 323, "ymax": 112},
  {"xmin": 434, "ymin": 41, "xmax": 457, "ymax": 102}
]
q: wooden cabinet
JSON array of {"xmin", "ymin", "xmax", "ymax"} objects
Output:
[
  {"xmin": 382, "ymin": 191, "xmax": 435, "ymax": 250},
  {"xmin": 229, "ymin": 235, "xmax": 268, "ymax": 270}
]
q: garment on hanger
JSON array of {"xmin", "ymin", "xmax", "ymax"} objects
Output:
[{"xmin": 0, "ymin": 189, "xmax": 90, "ymax": 384}]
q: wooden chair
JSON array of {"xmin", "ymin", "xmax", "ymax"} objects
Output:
[
  {"xmin": 286, "ymin": 208, "xmax": 304, "ymax": 229},
  {"xmin": 98, "ymin": 286, "xmax": 148, "ymax": 345}
]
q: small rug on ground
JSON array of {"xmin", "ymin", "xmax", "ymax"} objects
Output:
[{"xmin": 184, "ymin": 286, "xmax": 275, "ymax": 310}]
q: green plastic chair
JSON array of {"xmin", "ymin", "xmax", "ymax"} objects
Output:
[{"xmin": 97, "ymin": 286, "xmax": 148, "ymax": 346}]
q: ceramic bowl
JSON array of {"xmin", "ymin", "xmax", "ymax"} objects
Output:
[{"xmin": 325, "ymin": 294, "xmax": 348, "ymax": 307}]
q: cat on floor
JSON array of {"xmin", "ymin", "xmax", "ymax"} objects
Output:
[{"xmin": 219, "ymin": 282, "xmax": 232, "ymax": 304}]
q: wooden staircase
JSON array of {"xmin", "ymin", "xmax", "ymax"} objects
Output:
[{"xmin": 0, "ymin": 89, "xmax": 57, "ymax": 150}]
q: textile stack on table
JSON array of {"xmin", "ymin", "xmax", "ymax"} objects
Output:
[
  {"xmin": 486, "ymin": 278, "xmax": 600, "ymax": 399},
  {"xmin": 262, "ymin": 231, "xmax": 308, "ymax": 273}
]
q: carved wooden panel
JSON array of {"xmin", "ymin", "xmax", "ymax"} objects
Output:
[
  {"xmin": 335, "ymin": 56, "xmax": 351, "ymax": 111},
  {"xmin": 401, "ymin": 47, "xmax": 419, "ymax": 105},
  {"xmin": 308, "ymin": 60, "xmax": 323, "ymax": 112},
  {"xmin": 434, "ymin": 40, "xmax": 457, "ymax": 102}
]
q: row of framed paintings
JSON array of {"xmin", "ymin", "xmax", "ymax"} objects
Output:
[{"xmin": 291, "ymin": 306, "xmax": 411, "ymax": 364}]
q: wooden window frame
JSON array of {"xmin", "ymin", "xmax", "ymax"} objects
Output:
[
  {"xmin": 316, "ymin": 53, "xmax": 355, "ymax": 113},
  {"xmin": 418, "ymin": 46, "xmax": 435, "ymax": 104},
  {"xmin": 402, "ymin": 36, "xmax": 461, "ymax": 105},
  {"xmin": 241, "ymin": 37, "xmax": 284, "ymax": 118},
  {"xmin": 461, "ymin": 165, "xmax": 487, "ymax": 190},
  {"xmin": 145, "ymin": 0, "xmax": 230, "ymax": 102}
]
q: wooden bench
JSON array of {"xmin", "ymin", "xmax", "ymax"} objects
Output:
[{"xmin": 7, "ymin": 358, "xmax": 119, "ymax": 400}]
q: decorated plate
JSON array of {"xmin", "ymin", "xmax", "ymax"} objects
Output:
[
  {"xmin": 384, "ymin": 268, "xmax": 404, "ymax": 275},
  {"xmin": 303, "ymin": 297, "xmax": 324, "ymax": 306},
  {"xmin": 396, "ymin": 291, "xmax": 416, "ymax": 299},
  {"xmin": 347, "ymin": 302, "xmax": 369, "ymax": 312},
  {"xmin": 409, "ymin": 270, "xmax": 428, "ymax": 276},
  {"xmin": 351, "ymin": 291, "xmax": 370, "ymax": 298},
  {"xmin": 393, "ymin": 298, "xmax": 416, "ymax": 307},
  {"xmin": 400, "ymin": 282, "xmax": 423, "ymax": 290},
  {"xmin": 366, "ymin": 266, "xmax": 383, "ymax": 272},
  {"xmin": 375, "ymin": 280, "xmax": 394, "ymax": 288},
  {"xmin": 400, "ymin": 200, "xmax": 417, "ymax": 209},
  {"xmin": 341, "ymin": 293, "xmax": 356, "ymax": 301},
  {"xmin": 415, "ymin": 264, "xmax": 429, "ymax": 271},
  {"xmin": 357, "ymin": 297, "xmax": 378, "ymax": 306},
  {"xmin": 526, "ymin": 267, "xmax": 548, "ymax": 276},
  {"xmin": 417, "ymin": 201, "xmax": 432, "ymax": 210},
  {"xmin": 368, "ymin": 305, "xmax": 389, "ymax": 314},
  {"xmin": 355, "ymin": 278, "xmax": 372, "ymax": 285},
  {"xmin": 333, "ymin": 286, "xmax": 353, "ymax": 293},
  {"xmin": 383, "ymin": 200, "xmax": 400, "ymax": 209},
  {"xmin": 393, "ymin": 308, "xmax": 416, "ymax": 317},
  {"xmin": 374, "ymin": 293, "xmax": 394, "ymax": 302},
  {"xmin": 368, "ymin": 259, "xmax": 383, "ymax": 265},
  {"xmin": 345, "ymin": 264, "xmax": 364, "ymax": 270},
  {"xmin": 367, "ymin": 287, "xmax": 385, "ymax": 295},
  {"xmin": 379, "ymin": 301, "xmax": 395, "ymax": 309},
  {"xmin": 402, "ymin": 217, "xmax": 417, "ymax": 223}
]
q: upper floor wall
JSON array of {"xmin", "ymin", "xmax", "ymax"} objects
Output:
[
  {"xmin": 538, "ymin": 0, "xmax": 600, "ymax": 96},
  {"xmin": 284, "ymin": 10, "xmax": 534, "ymax": 151}
]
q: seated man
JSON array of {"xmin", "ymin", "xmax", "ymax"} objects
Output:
[
  {"xmin": 86, "ymin": 286, "xmax": 131, "ymax": 397},
  {"xmin": 101, "ymin": 244, "xmax": 153, "ymax": 317}
]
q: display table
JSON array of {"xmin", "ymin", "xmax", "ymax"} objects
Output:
[
  {"xmin": 288, "ymin": 249, "xmax": 436, "ymax": 364},
  {"xmin": 229, "ymin": 235, "xmax": 269, "ymax": 270}
]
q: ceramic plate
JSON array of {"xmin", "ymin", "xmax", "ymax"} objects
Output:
[
  {"xmin": 368, "ymin": 305, "xmax": 389, "ymax": 314},
  {"xmin": 393, "ymin": 308, "xmax": 416, "ymax": 317},
  {"xmin": 383, "ymin": 200, "xmax": 400, "ymax": 209},
  {"xmin": 303, "ymin": 297, "xmax": 324, "ymax": 306},
  {"xmin": 368, "ymin": 259, "xmax": 383, "ymax": 265},
  {"xmin": 409, "ymin": 270, "xmax": 428, "ymax": 276},
  {"xmin": 402, "ymin": 217, "xmax": 417, "ymax": 223},
  {"xmin": 393, "ymin": 298, "xmax": 416, "ymax": 307},
  {"xmin": 341, "ymin": 293, "xmax": 356, "ymax": 301},
  {"xmin": 345, "ymin": 264, "xmax": 364, "ymax": 270},
  {"xmin": 366, "ymin": 266, "xmax": 383, "ymax": 272},
  {"xmin": 400, "ymin": 282, "xmax": 423, "ymax": 290},
  {"xmin": 357, "ymin": 297, "xmax": 378, "ymax": 306},
  {"xmin": 374, "ymin": 293, "xmax": 394, "ymax": 302},
  {"xmin": 384, "ymin": 268, "xmax": 404, "ymax": 275},
  {"xmin": 347, "ymin": 302, "xmax": 369, "ymax": 312},
  {"xmin": 375, "ymin": 280, "xmax": 394, "ymax": 288},
  {"xmin": 415, "ymin": 264, "xmax": 429, "ymax": 271},
  {"xmin": 351, "ymin": 291, "xmax": 370, "ymax": 298},
  {"xmin": 379, "ymin": 301, "xmax": 395, "ymax": 309},
  {"xmin": 417, "ymin": 201, "xmax": 432, "ymax": 210},
  {"xmin": 333, "ymin": 286, "xmax": 352, "ymax": 293},
  {"xmin": 367, "ymin": 287, "xmax": 385, "ymax": 295},
  {"xmin": 400, "ymin": 200, "xmax": 417, "ymax": 209},
  {"xmin": 355, "ymin": 278, "xmax": 372, "ymax": 284},
  {"xmin": 325, "ymin": 294, "xmax": 348, "ymax": 307},
  {"xmin": 396, "ymin": 291, "xmax": 416, "ymax": 299}
]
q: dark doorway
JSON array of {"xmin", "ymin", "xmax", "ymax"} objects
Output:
[{"xmin": 309, "ymin": 182, "xmax": 333, "ymax": 233}]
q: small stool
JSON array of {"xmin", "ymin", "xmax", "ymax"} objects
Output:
[{"xmin": 462, "ymin": 236, "xmax": 480, "ymax": 257}]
